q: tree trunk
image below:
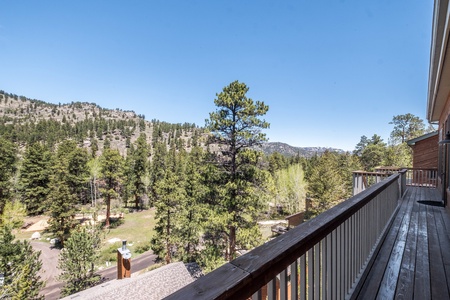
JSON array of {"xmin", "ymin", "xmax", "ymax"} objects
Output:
[
  {"xmin": 229, "ymin": 226, "xmax": 236, "ymax": 261},
  {"xmin": 135, "ymin": 193, "xmax": 139, "ymax": 209},
  {"xmin": 105, "ymin": 195, "xmax": 111, "ymax": 228},
  {"xmin": 165, "ymin": 208, "xmax": 171, "ymax": 264}
]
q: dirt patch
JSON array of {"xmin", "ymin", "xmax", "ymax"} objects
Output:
[{"xmin": 24, "ymin": 215, "xmax": 49, "ymax": 232}]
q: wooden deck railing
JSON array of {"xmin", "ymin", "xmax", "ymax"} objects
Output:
[
  {"xmin": 403, "ymin": 168, "xmax": 438, "ymax": 187},
  {"xmin": 353, "ymin": 168, "xmax": 437, "ymax": 195},
  {"xmin": 167, "ymin": 173, "xmax": 404, "ymax": 300}
]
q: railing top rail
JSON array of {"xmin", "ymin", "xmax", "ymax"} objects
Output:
[
  {"xmin": 167, "ymin": 173, "xmax": 401, "ymax": 300},
  {"xmin": 353, "ymin": 170, "xmax": 391, "ymax": 175},
  {"xmin": 405, "ymin": 167, "xmax": 438, "ymax": 171}
]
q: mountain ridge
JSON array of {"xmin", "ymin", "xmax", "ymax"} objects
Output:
[
  {"xmin": 0, "ymin": 90, "xmax": 343, "ymax": 158},
  {"xmin": 260, "ymin": 142, "xmax": 345, "ymax": 158}
]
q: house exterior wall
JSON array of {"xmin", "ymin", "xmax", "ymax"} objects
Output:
[
  {"xmin": 411, "ymin": 134, "xmax": 439, "ymax": 168},
  {"xmin": 437, "ymin": 89, "xmax": 450, "ymax": 209}
]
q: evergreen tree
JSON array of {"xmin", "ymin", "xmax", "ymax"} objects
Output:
[
  {"xmin": 149, "ymin": 142, "xmax": 167, "ymax": 205},
  {"xmin": 151, "ymin": 145, "xmax": 186, "ymax": 264},
  {"xmin": 130, "ymin": 133, "xmax": 149, "ymax": 209},
  {"xmin": 385, "ymin": 143, "xmax": 412, "ymax": 168},
  {"xmin": 389, "ymin": 113, "xmax": 426, "ymax": 144},
  {"xmin": 66, "ymin": 147, "xmax": 90, "ymax": 204},
  {"xmin": 205, "ymin": 80, "xmax": 269, "ymax": 261},
  {"xmin": 87, "ymin": 158, "xmax": 101, "ymax": 207},
  {"xmin": 0, "ymin": 138, "xmax": 17, "ymax": 217},
  {"xmin": 18, "ymin": 143, "xmax": 52, "ymax": 215},
  {"xmin": 0, "ymin": 226, "xmax": 44, "ymax": 299},
  {"xmin": 99, "ymin": 148, "xmax": 123, "ymax": 227},
  {"xmin": 360, "ymin": 143, "xmax": 386, "ymax": 171},
  {"xmin": 90, "ymin": 138, "xmax": 98, "ymax": 158},
  {"xmin": 307, "ymin": 151, "xmax": 347, "ymax": 217},
  {"xmin": 175, "ymin": 146, "xmax": 207, "ymax": 262},
  {"xmin": 47, "ymin": 160, "xmax": 78, "ymax": 246},
  {"xmin": 58, "ymin": 225, "xmax": 101, "ymax": 296}
]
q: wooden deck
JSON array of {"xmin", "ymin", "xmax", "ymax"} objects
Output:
[{"xmin": 355, "ymin": 186, "xmax": 450, "ymax": 299}]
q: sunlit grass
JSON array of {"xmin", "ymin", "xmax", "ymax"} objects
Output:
[{"xmin": 97, "ymin": 208, "xmax": 156, "ymax": 267}]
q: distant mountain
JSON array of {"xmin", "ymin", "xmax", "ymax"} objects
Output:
[{"xmin": 260, "ymin": 142, "xmax": 345, "ymax": 158}]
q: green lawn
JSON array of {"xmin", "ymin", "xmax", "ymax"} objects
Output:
[
  {"xmin": 97, "ymin": 208, "xmax": 156, "ymax": 266},
  {"xmin": 15, "ymin": 208, "xmax": 157, "ymax": 268}
]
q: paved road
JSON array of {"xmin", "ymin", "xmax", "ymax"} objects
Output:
[{"xmin": 31, "ymin": 242, "xmax": 157, "ymax": 300}]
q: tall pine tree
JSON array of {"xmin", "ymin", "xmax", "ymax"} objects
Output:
[
  {"xmin": 151, "ymin": 145, "xmax": 186, "ymax": 264},
  {"xmin": 99, "ymin": 148, "xmax": 123, "ymax": 228},
  {"xmin": 0, "ymin": 138, "xmax": 17, "ymax": 217},
  {"xmin": 205, "ymin": 81, "xmax": 269, "ymax": 261},
  {"xmin": 19, "ymin": 143, "xmax": 52, "ymax": 215}
]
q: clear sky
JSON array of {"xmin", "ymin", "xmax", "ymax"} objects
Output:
[{"xmin": 0, "ymin": 1, "xmax": 434, "ymax": 151}]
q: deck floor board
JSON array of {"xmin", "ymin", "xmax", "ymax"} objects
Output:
[{"xmin": 355, "ymin": 186, "xmax": 450, "ymax": 299}]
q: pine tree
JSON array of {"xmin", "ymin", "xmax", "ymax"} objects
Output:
[
  {"xmin": 307, "ymin": 151, "xmax": 347, "ymax": 217},
  {"xmin": 149, "ymin": 142, "xmax": 167, "ymax": 205},
  {"xmin": 47, "ymin": 161, "xmax": 78, "ymax": 246},
  {"xmin": 0, "ymin": 226, "xmax": 45, "ymax": 299},
  {"xmin": 174, "ymin": 146, "xmax": 207, "ymax": 262},
  {"xmin": 151, "ymin": 145, "xmax": 186, "ymax": 264},
  {"xmin": 66, "ymin": 147, "xmax": 90, "ymax": 204},
  {"xmin": 18, "ymin": 143, "xmax": 52, "ymax": 215},
  {"xmin": 205, "ymin": 81, "xmax": 269, "ymax": 261},
  {"xmin": 90, "ymin": 138, "xmax": 98, "ymax": 158},
  {"xmin": 130, "ymin": 133, "xmax": 149, "ymax": 209},
  {"xmin": 389, "ymin": 113, "xmax": 426, "ymax": 144},
  {"xmin": 99, "ymin": 148, "xmax": 123, "ymax": 227},
  {"xmin": 0, "ymin": 138, "xmax": 17, "ymax": 217},
  {"xmin": 58, "ymin": 225, "xmax": 101, "ymax": 296}
]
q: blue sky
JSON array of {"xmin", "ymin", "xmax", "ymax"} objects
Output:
[{"xmin": 0, "ymin": 1, "xmax": 433, "ymax": 151}]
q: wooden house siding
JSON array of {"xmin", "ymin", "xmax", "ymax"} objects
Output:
[{"xmin": 410, "ymin": 134, "xmax": 438, "ymax": 169}]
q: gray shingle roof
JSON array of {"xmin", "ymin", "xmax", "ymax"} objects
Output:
[{"xmin": 62, "ymin": 262, "xmax": 201, "ymax": 300}]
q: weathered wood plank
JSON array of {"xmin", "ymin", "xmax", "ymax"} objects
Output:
[
  {"xmin": 427, "ymin": 203, "xmax": 449, "ymax": 299},
  {"xmin": 355, "ymin": 187, "xmax": 411, "ymax": 299},
  {"xmin": 413, "ymin": 201, "xmax": 430, "ymax": 300},
  {"xmin": 436, "ymin": 208, "xmax": 450, "ymax": 293},
  {"xmin": 395, "ymin": 188, "xmax": 419, "ymax": 299},
  {"xmin": 377, "ymin": 187, "xmax": 413, "ymax": 299}
]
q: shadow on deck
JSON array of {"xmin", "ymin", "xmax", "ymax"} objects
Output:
[{"xmin": 356, "ymin": 186, "xmax": 450, "ymax": 299}]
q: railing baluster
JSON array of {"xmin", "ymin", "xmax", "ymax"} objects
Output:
[
  {"xmin": 322, "ymin": 238, "xmax": 327, "ymax": 300},
  {"xmin": 337, "ymin": 225, "xmax": 341, "ymax": 298},
  {"xmin": 332, "ymin": 229, "xmax": 337, "ymax": 300},
  {"xmin": 252, "ymin": 289, "xmax": 262, "ymax": 300},
  {"xmin": 314, "ymin": 243, "xmax": 320, "ymax": 299},
  {"xmin": 291, "ymin": 259, "xmax": 299, "ymax": 300},
  {"xmin": 308, "ymin": 249, "xmax": 314, "ymax": 300},
  {"xmin": 300, "ymin": 254, "xmax": 306, "ymax": 300},
  {"xmin": 326, "ymin": 234, "xmax": 332, "ymax": 300},
  {"xmin": 268, "ymin": 278, "xmax": 277, "ymax": 300},
  {"xmin": 280, "ymin": 269, "xmax": 288, "ymax": 300}
]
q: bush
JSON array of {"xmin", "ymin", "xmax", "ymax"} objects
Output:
[
  {"xmin": 98, "ymin": 242, "xmax": 121, "ymax": 263},
  {"xmin": 134, "ymin": 241, "xmax": 151, "ymax": 254}
]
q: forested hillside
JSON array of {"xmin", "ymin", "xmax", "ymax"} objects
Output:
[{"xmin": 0, "ymin": 90, "xmax": 203, "ymax": 157}]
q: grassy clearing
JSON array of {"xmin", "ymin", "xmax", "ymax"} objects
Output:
[
  {"xmin": 97, "ymin": 208, "xmax": 156, "ymax": 266},
  {"xmin": 15, "ymin": 208, "xmax": 157, "ymax": 269}
]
